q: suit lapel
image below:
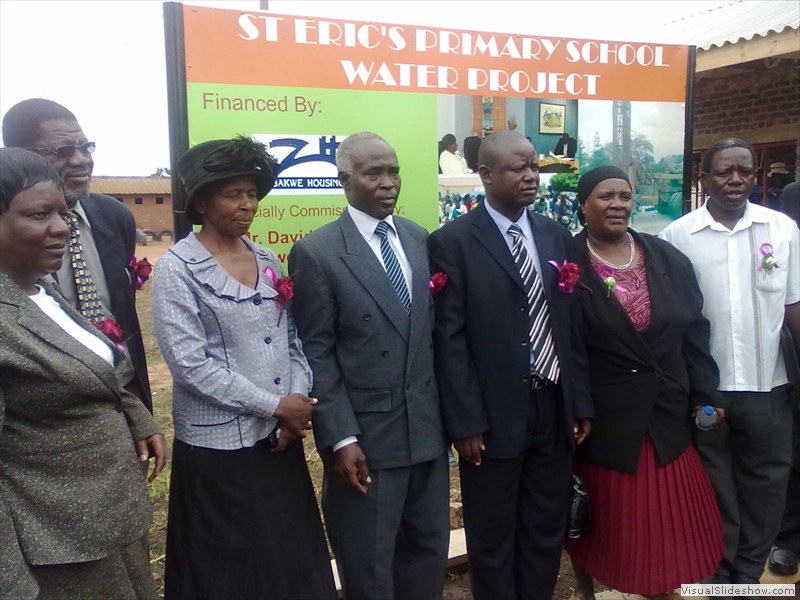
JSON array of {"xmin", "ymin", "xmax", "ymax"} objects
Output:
[
  {"xmin": 527, "ymin": 211, "xmax": 559, "ymax": 300},
  {"xmin": 396, "ymin": 219, "xmax": 429, "ymax": 359},
  {"xmin": 338, "ymin": 212, "xmax": 410, "ymax": 341},
  {"xmin": 11, "ymin": 280, "xmax": 123, "ymax": 399},
  {"xmin": 470, "ymin": 204, "xmax": 525, "ymax": 292}
]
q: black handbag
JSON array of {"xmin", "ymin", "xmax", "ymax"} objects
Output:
[{"xmin": 566, "ymin": 473, "xmax": 592, "ymax": 540}]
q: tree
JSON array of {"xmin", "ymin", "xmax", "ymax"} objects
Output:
[
  {"xmin": 550, "ymin": 173, "xmax": 578, "ymax": 192},
  {"xmin": 151, "ymin": 167, "xmax": 171, "ymax": 176}
]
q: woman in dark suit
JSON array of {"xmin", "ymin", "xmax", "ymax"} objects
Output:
[
  {"xmin": 565, "ymin": 166, "xmax": 725, "ymax": 598},
  {"xmin": 0, "ymin": 147, "xmax": 166, "ymax": 599}
]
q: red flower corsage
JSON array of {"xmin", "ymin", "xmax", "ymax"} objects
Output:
[
  {"xmin": 547, "ymin": 260, "xmax": 580, "ymax": 294},
  {"xmin": 129, "ymin": 256, "xmax": 153, "ymax": 290},
  {"xmin": 429, "ymin": 272, "xmax": 448, "ymax": 295},
  {"xmin": 263, "ymin": 266, "xmax": 294, "ymax": 307},
  {"xmin": 90, "ymin": 316, "xmax": 125, "ymax": 351}
]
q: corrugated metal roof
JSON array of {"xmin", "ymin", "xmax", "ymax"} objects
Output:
[
  {"xmin": 662, "ymin": 0, "xmax": 799, "ymax": 50},
  {"xmin": 91, "ymin": 176, "xmax": 171, "ymax": 195}
]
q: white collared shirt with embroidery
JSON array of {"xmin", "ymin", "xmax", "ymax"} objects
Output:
[{"xmin": 660, "ymin": 202, "xmax": 800, "ymax": 392}]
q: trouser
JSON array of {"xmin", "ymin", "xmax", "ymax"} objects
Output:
[
  {"xmin": 774, "ymin": 398, "xmax": 800, "ymax": 553},
  {"xmin": 695, "ymin": 385, "xmax": 793, "ymax": 578}
]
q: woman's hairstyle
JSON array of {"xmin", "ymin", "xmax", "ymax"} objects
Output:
[
  {"xmin": 0, "ymin": 147, "xmax": 64, "ymax": 213},
  {"xmin": 700, "ymin": 137, "xmax": 758, "ymax": 175}
]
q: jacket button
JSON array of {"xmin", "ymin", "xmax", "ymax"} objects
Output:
[
  {"xmin": 654, "ymin": 370, "xmax": 662, "ymax": 378},
  {"xmin": 520, "ymin": 306, "xmax": 526, "ymax": 312},
  {"xmin": 381, "ymin": 350, "xmax": 389, "ymax": 357},
  {"xmin": 264, "ymin": 337, "xmax": 272, "ymax": 344},
  {"xmin": 363, "ymin": 313, "xmax": 372, "ymax": 321},
  {"xmin": 253, "ymin": 296, "xmax": 262, "ymax": 305},
  {"xmin": 405, "ymin": 383, "xmax": 411, "ymax": 391},
  {"xmin": 520, "ymin": 340, "xmax": 528, "ymax": 347},
  {"xmin": 274, "ymin": 377, "xmax": 281, "ymax": 385},
  {"xmin": 521, "ymin": 376, "xmax": 528, "ymax": 384}
]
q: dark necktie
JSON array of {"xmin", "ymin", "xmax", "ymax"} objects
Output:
[
  {"xmin": 374, "ymin": 220, "xmax": 411, "ymax": 313},
  {"xmin": 507, "ymin": 224, "xmax": 559, "ymax": 382},
  {"xmin": 65, "ymin": 211, "xmax": 105, "ymax": 320}
]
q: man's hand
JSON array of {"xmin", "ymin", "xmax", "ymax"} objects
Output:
[
  {"xmin": 334, "ymin": 443, "xmax": 371, "ymax": 494},
  {"xmin": 273, "ymin": 394, "xmax": 316, "ymax": 438},
  {"xmin": 270, "ymin": 428, "xmax": 297, "ymax": 453},
  {"xmin": 574, "ymin": 419, "xmax": 592, "ymax": 445},
  {"xmin": 454, "ymin": 434, "xmax": 485, "ymax": 466},
  {"xmin": 135, "ymin": 433, "xmax": 167, "ymax": 482}
]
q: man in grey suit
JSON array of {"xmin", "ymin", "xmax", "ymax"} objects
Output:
[{"xmin": 289, "ymin": 132, "xmax": 450, "ymax": 600}]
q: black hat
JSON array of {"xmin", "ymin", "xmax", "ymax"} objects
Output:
[
  {"xmin": 178, "ymin": 136, "xmax": 279, "ymax": 225},
  {"xmin": 577, "ymin": 165, "xmax": 630, "ymax": 206}
]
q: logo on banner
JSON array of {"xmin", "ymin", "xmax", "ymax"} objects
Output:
[{"xmin": 254, "ymin": 134, "xmax": 347, "ymax": 195}]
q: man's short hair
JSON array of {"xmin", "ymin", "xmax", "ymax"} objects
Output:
[
  {"xmin": 441, "ymin": 134, "xmax": 456, "ymax": 146},
  {"xmin": 0, "ymin": 147, "xmax": 64, "ymax": 213},
  {"xmin": 2, "ymin": 98, "xmax": 77, "ymax": 148},
  {"xmin": 700, "ymin": 137, "xmax": 758, "ymax": 175},
  {"xmin": 336, "ymin": 132, "xmax": 390, "ymax": 174}
]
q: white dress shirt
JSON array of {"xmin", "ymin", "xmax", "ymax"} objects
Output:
[
  {"xmin": 29, "ymin": 286, "xmax": 115, "ymax": 366},
  {"xmin": 439, "ymin": 150, "xmax": 472, "ymax": 175},
  {"xmin": 660, "ymin": 202, "xmax": 800, "ymax": 392}
]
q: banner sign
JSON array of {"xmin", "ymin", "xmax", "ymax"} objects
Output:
[{"xmin": 171, "ymin": 4, "xmax": 692, "ymax": 260}]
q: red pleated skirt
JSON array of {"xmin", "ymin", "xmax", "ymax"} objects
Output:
[{"xmin": 565, "ymin": 436, "xmax": 724, "ymax": 595}]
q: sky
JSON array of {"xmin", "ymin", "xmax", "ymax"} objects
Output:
[{"xmin": 0, "ymin": 0, "xmax": 740, "ymax": 176}]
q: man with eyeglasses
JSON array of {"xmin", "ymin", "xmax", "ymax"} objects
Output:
[{"xmin": 2, "ymin": 98, "xmax": 152, "ymax": 412}]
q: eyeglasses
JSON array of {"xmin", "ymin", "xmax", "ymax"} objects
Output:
[{"xmin": 28, "ymin": 141, "xmax": 96, "ymax": 160}]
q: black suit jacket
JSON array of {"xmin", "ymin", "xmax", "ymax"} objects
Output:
[
  {"xmin": 573, "ymin": 229, "xmax": 723, "ymax": 473},
  {"xmin": 58, "ymin": 193, "xmax": 151, "ymax": 410},
  {"xmin": 429, "ymin": 204, "xmax": 592, "ymax": 459}
]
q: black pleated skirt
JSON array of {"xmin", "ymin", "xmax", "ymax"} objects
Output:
[{"xmin": 164, "ymin": 437, "xmax": 336, "ymax": 600}]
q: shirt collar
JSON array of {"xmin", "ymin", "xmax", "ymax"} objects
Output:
[
  {"xmin": 690, "ymin": 200, "xmax": 769, "ymax": 234},
  {"xmin": 347, "ymin": 205, "xmax": 397, "ymax": 242},
  {"xmin": 484, "ymin": 200, "xmax": 533, "ymax": 239},
  {"xmin": 71, "ymin": 199, "xmax": 91, "ymax": 229}
]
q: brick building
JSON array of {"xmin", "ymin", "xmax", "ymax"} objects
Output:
[
  {"xmin": 669, "ymin": 1, "xmax": 799, "ymax": 206},
  {"xmin": 90, "ymin": 176, "xmax": 174, "ymax": 239}
]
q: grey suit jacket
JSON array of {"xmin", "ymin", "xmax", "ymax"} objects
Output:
[
  {"xmin": 0, "ymin": 273, "xmax": 158, "ymax": 598},
  {"xmin": 289, "ymin": 211, "xmax": 446, "ymax": 470}
]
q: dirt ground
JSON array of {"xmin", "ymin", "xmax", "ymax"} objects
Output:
[{"xmin": 139, "ymin": 239, "xmax": 586, "ymax": 599}]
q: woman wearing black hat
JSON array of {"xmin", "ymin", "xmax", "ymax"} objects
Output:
[
  {"xmin": 565, "ymin": 166, "xmax": 725, "ymax": 598},
  {"xmin": 152, "ymin": 137, "xmax": 335, "ymax": 600}
]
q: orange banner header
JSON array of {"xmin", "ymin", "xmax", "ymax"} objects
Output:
[{"xmin": 183, "ymin": 5, "xmax": 689, "ymax": 102}]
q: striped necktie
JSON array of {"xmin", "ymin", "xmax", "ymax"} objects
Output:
[
  {"xmin": 374, "ymin": 220, "xmax": 411, "ymax": 313},
  {"xmin": 507, "ymin": 224, "xmax": 559, "ymax": 382},
  {"xmin": 65, "ymin": 210, "xmax": 105, "ymax": 320}
]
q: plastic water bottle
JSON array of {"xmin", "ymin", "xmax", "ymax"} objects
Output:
[{"xmin": 695, "ymin": 406, "xmax": 717, "ymax": 431}]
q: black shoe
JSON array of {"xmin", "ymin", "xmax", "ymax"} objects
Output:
[
  {"xmin": 701, "ymin": 568, "xmax": 731, "ymax": 600},
  {"xmin": 769, "ymin": 546, "xmax": 800, "ymax": 576},
  {"xmin": 730, "ymin": 571, "xmax": 760, "ymax": 600}
]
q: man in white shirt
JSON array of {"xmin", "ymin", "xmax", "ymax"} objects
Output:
[
  {"xmin": 439, "ymin": 133, "xmax": 472, "ymax": 175},
  {"xmin": 289, "ymin": 132, "xmax": 449, "ymax": 599},
  {"xmin": 660, "ymin": 137, "xmax": 800, "ymax": 588}
]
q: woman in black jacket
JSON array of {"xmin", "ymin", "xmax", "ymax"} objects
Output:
[{"xmin": 566, "ymin": 166, "xmax": 724, "ymax": 599}]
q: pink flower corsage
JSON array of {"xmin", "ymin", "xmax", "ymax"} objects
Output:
[
  {"xmin": 129, "ymin": 256, "xmax": 153, "ymax": 290},
  {"xmin": 429, "ymin": 272, "xmax": 448, "ymax": 295},
  {"xmin": 547, "ymin": 260, "xmax": 580, "ymax": 294},
  {"xmin": 596, "ymin": 265, "xmax": 627, "ymax": 297},
  {"xmin": 758, "ymin": 243, "xmax": 779, "ymax": 272},
  {"xmin": 90, "ymin": 316, "xmax": 125, "ymax": 351}
]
